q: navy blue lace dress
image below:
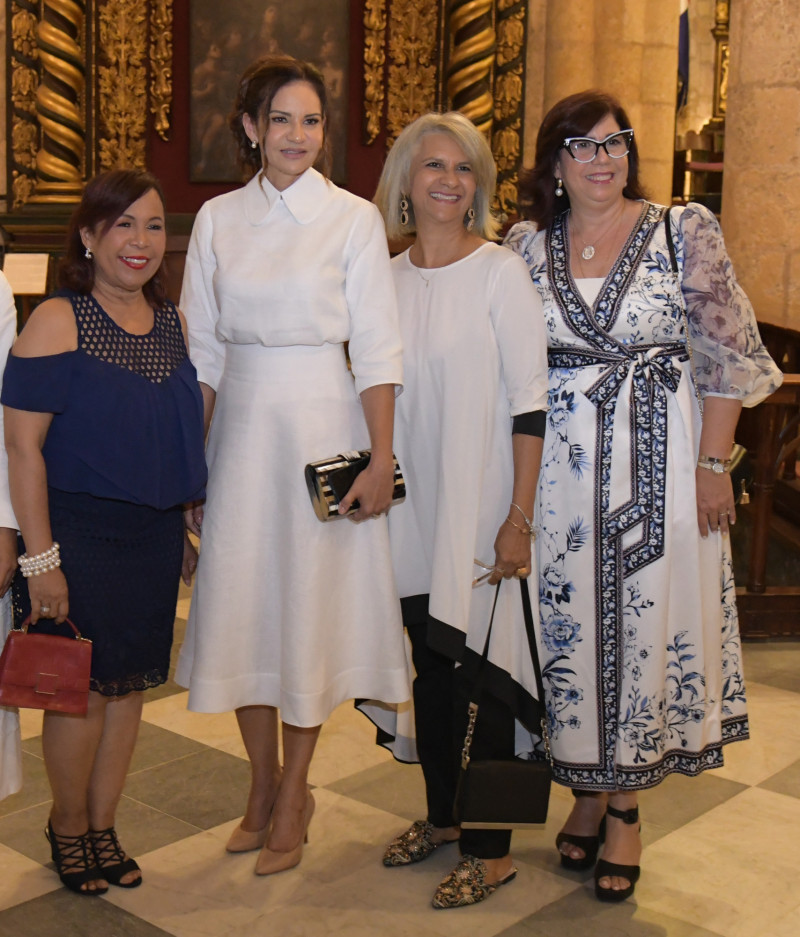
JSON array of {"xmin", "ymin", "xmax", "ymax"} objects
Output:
[{"xmin": 1, "ymin": 290, "xmax": 206, "ymax": 696}]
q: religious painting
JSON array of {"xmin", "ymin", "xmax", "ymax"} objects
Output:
[{"xmin": 189, "ymin": 0, "xmax": 350, "ymax": 183}]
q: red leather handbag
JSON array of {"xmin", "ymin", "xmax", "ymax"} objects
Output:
[{"xmin": 0, "ymin": 616, "xmax": 92, "ymax": 715}]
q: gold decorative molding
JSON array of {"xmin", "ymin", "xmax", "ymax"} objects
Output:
[
  {"xmin": 491, "ymin": 0, "xmax": 527, "ymax": 216},
  {"xmin": 9, "ymin": 1, "xmax": 40, "ymax": 208},
  {"xmin": 446, "ymin": 0, "xmax": 496, "ymax": 135},
  {"xmin": 363, "ymin": 0, "xmax": 387, "ymax": 144},
  {"xmin": 386, "ymin": 0, "xmax": 439, "ymax": 145},
  {"xmin": 149, "ymin": 0, "xmax": 173, "ymax": 141},
  {"xmin": 30, "ymin": 0, "xmax": 86, "ymax": 203},
  {"xmin": 711, "ymin": 1, "xmax": 730, "ymax": 123},
  {"xmin": 97, "ymin": 0, "xmax": 148, "ymax": 170}
]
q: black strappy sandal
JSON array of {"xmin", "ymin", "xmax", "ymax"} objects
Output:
[
  {"xmin": 594, "ymin": 803, "xmax": 641, "ymax": 902},
  {"xmin": 45, "ymin": 820, "xmax": 109, "ymax": 896},
  {"xmin": 89, "ymin": 826, "xmax": 142, "ymax": 888},
  {"xmin": 555, "ymin": 790, "xmax": 607, "ymax": 871}
]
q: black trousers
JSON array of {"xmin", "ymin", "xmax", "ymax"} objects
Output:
[{"xmin": 404, "ymin": 595, "xmax": 515, "ymax": 859}]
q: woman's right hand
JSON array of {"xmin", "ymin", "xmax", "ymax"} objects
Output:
[{"xmin": 28, "ymin": 567, "xmax": 69, "ymax": 623}]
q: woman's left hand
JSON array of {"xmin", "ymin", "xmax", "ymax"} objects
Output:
[
  {"xmin": 489, "ymin": 519, "xmax": 532, "ymax": 585},
  {"xmin": 339, "ymin": 457, "xmax": 395, "ymax": 521},
  {"xmin": 182, "ymin": 530, "xmax": 199, "ymax": 585},
  {"xmin": 696, "ymin": 468, "xmax": 736, "ymax": 537}
]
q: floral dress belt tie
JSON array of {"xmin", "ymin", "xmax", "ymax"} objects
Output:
[{"xmin": 548, "ymin": 342, "xmax": 688, "ymax": 579}]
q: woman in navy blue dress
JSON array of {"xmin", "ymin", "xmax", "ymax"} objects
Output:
[{"xmin": 2, "ymin": 170, "xmax": 206, "ymax": 896}]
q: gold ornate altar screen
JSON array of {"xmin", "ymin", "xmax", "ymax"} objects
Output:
[{"xmin": 6, "ymin": 0, "xmax": 528, "ymax": 214}]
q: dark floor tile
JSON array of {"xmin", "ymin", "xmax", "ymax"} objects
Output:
[
  {"xmin": 741, "ymin": 641, "xmax": 800, "ymax": 689},
  {"xmin": 759, "ymin": 758, "xmax": 800, "ymax": 799},
  {"xmin": 497, "ymin": 885, "xmax": 725, "ymax": 937},
  {"xmin": 326, "ymin": 759, "xmax": 427, "ymax": 822},
  {"xmin": 637, "ymin": 769, "xmax": 747, "ymax": 836},
  {"xmin": 0, "ymin": 888, "xmax": 175, "ymax": 937},
  {"xmin": 122, "ymin": 746, "xmax": 251, "ymax": 830},
  {"xmin": 127, "ymin": 720, "xmax": 207, "ymax": 774}
]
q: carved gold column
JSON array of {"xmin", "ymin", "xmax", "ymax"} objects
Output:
[
  {"xmin": 97, "ymin": 0, "xmax": 148, "ymax": 170},
  {"xmin": 363, "ymin": 0, "xmax": 387, "ymax": 144},
  {"xmin": 446, "ymin": 0, "xmax": 496, "ymax": 135},
  {"xmin": 492, "ymin": 0, "xmax": 526, "ymax": 216},
  {"xmin": 9, "ymin": 1, "xmax": 41, "ymax": 209},
  {"xmin": 149, "ymin": 0, "xmax": 173, "ymax": 141},
  {"xmin": 30, "ymin": 0, "xmax": 86, "ymax": 203},
  {"xmin": 386, "ymin": 1, "xmax": 440, "ymax": 145}
]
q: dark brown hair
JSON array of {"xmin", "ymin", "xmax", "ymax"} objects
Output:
[
  {"xmin": 229, "ymin": 54, "xmax": 331, "ymax": 178},
  {"xmin": 518, "ymin": 89, "xmax": 648, "ymax": 229},
  {"xmin": 60, "ymin": 169, "xmax": 168, "ymax": 306}
]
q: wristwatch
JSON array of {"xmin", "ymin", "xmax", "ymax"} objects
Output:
[{"xmin": 697, "ymin": 455, "xmax": 732, "ymax": 474}]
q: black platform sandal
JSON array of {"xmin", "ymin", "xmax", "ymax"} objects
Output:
[
  {"xmin": 45, "ymin": 820, "xmax": 109, "ymax": 896},
  {"xmin": 594, "ymin": 803, "xmax": 641, "ymax": 902},
  {"xmin": 555, "ymin": 790, "xmax": 607, "ymax": 871},
  {"xmin": 89, "ymin": 826, "xmax": 142, "ymax": 888}
]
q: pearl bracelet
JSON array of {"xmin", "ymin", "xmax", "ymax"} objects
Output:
[{"xmin": 18, "ymin": 542, "xmax": 61, "ymax": 578}]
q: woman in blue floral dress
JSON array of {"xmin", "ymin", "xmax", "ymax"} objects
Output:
[{"xmin": 505, "ymin": 91, "xmax": 782, "ymax": 903}]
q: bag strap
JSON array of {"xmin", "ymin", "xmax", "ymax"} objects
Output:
[
  {"xmin": 16, "ymin": 615, "xmax": 86, "ymax": 640},
  {"xmin": 460, "ymin": 580, "xmax": 551, "ymax": 769}
]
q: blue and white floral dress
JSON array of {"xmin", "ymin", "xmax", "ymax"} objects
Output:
[{"xmin": 505, "ymin": 202, "xmax": 782, "ymax": 789}]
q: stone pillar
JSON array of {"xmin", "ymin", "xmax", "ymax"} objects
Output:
[
  {"xmin": 527, "ymin": 0, "xmax": 679, "ymax": 204},
  {"xmin": 721, "ymin": 1, "xmax": 800, "ymax": 328}
]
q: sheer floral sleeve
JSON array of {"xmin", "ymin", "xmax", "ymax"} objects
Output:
[{"xmin": 676, "ymin": 202, "xmax": 782, "ymax": 406}]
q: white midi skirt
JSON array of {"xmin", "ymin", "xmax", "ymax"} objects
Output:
[{"xmin": 176, "ymin": 342, "xmax": 409, "ymax": 726}]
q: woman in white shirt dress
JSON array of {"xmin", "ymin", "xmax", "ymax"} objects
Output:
[{"xmin": 176, "ymin": 55, "xmax": 408, "ymax": 876}]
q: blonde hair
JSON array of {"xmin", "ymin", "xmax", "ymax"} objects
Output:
[{"xmin": 374, "ymin": 111, "xmax": 500, "ymax": 241}]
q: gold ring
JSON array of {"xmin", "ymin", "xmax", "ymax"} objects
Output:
[{"xmin": 515, "ymin": 567, "xmax": 530, "ymax": 579}]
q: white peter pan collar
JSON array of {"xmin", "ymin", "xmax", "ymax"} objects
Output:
[{"xmin": 243, "ymin": 167, "xmax": 334, "ymax": 227}]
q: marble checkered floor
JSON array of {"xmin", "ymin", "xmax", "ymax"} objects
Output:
[{"xmin": 1, "ymin": 586, "xmax": 798, "ymax": 937}]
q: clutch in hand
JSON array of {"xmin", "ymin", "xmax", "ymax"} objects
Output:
[{"xmin": 304, "ymin": 449, "xmax": 405, "ymax": 521}]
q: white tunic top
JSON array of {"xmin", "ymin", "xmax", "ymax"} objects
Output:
[
  {"xmin": 175, "ymin": 169, "xmax": 409, "ymax": 724},
  {"xmin": 391, "ymin": 243, "xmax": 549, "ymax": 722}
]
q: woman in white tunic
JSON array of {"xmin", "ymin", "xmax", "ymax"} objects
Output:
[
  {"xmin": 176, "ymin": 56, "xmax": 408, "ymax": 876},
  {"xmin": 505, "ymin": 90, "xmax": 782, "ymax": 902},
  {"xmin": 371, "ymin": 112, "xmax": 549, "ymax": 908}
]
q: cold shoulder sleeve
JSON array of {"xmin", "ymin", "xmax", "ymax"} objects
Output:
[
  {"xmin": 181, "ymin": 200, "xmax": 226, "ymax": 391},
  {"xmin": 1, "ymin": 351, "xmax": 74, "ymax": 413},
  {"xmin": 675, "ymin": 202, "xmax": 782, "ymax": 406}
]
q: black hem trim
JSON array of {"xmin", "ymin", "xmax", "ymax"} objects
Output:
[{"xmin": 427, "ymin": 613, "xmax": 543, "ymax": 732}]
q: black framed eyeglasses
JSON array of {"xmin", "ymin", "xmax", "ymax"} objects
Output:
[{"xmin": 561, "ymin": 129, "xmax": 634, "ymax": 163}]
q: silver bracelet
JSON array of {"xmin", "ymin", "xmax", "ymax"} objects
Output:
[{"xmin": 18, "ymin": 542, "xmax": 61, "ymax": 578}]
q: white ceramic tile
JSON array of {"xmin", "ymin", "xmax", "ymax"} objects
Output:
[
  {"xmin": 713, "ymin": 681, "xmax": 800, "ymax": 786},
  {"xmin": 636, "ymin": 787, "xmax": 800, "ymax": 937}
]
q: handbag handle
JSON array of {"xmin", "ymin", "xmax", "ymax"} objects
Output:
[
  {"xmin": 460, "ymin": 580, "xmax": 551, "ymax": 769},
  {"xmin": 16, "ymin": 615, "xmax": 88, "ymax": 641}
]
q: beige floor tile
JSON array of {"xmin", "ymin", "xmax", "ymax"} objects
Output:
[
  {"xmin": 18, "ymin": 707, "xmax": 43, "ymax": 741},
  {"xmin": 142, "ymin": 692, "xmax": 247, "ymax": 759},
  {"xmin": 103, "ymin": 788, "xmax": 579, "ymax": 937},
  {"xmin": 713, "ymin": 682, "xmax": 800, "ymax": 786},
  {"xmin": 0, "ymin": 842, "xmax": 58, "ymax": 907},
  {"xmin": 635, "ymin": 787, "xmax": 800, "ymax": 937}
]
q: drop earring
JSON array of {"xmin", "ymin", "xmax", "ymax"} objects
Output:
[
  {"xmin": 84, "ymin": 247, "xmax": 93, "ymax": 260},
  {"xmin": 555, "ymin": 178, "xmax": 564, "ymax": 197},
  {"xmin": 466, "ymin": 206, "xmax": 476, "ymax": 231},
  {"xmin": 400, "ymin": 196, "xmax": 410, "ymax": 227},
  {"xmin": 250, "ymin": 139, "xmax": 258, "ymax": 150}
]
